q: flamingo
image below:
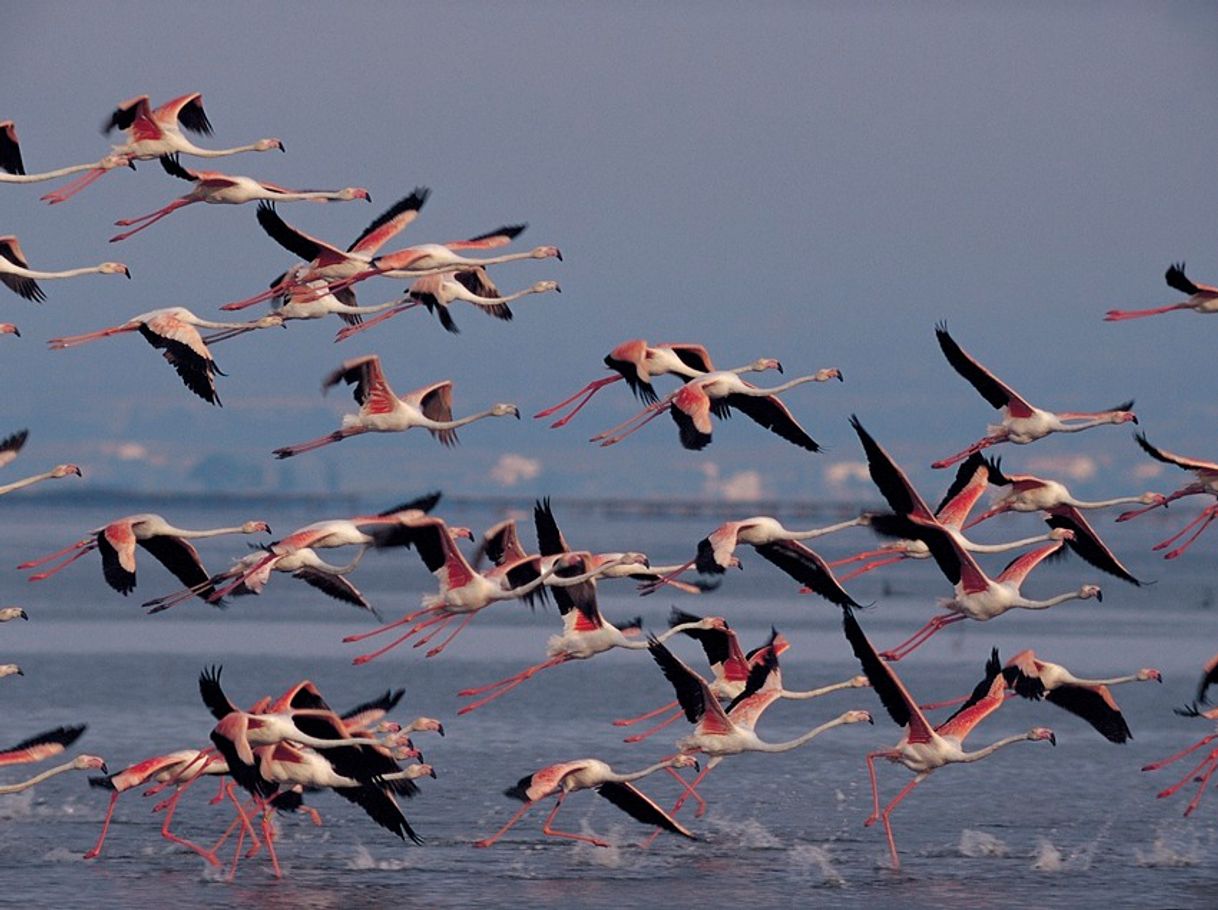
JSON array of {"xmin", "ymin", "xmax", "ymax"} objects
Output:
[
  {"xmin": 346, "ymin": 225, "xmax": 560, "ymax": 288},
  {"xmin": 0, "ymin": 607, "xmax": 27, "ymax": 622},
  {"xmin": 19, "ymin": 513, "xmax": 271, "ymax": 596},
  {"xmin": 341, "ymin": 517, "xmax": 617, "ymax": 663},
  {"xmin": 142, "ymin": 546, "xmax": 373, "ymax": 616},
  {"xmin": 473, "ymin": 754, "xmax": 699, "ymax": 848},
  {"xmin": 0, "ymin": 119, "xmax": 134, "ymax": 184},
  {"xmin": 841, "ymin": 605, "xmax": 1055, "ymax": 870},
  {"xmin": 0, "ymin": 754, "xmax": 107, "ymax": 795},
  {"xmin": 455, "ymin": 554, "xmax": 723, "ymax": 714},
  {"xmin": 220, "ymin": 190, "xmax": 431, "ymax": 310},
  {"xmin": 867, "ymin": 512, "xmax": 1101, "ymax": 661},
  {"xmin": 271, "ymin": 354, "xmax": 519, "ymax": 459},
  {"xmin": 614, "ymin": 609, "xmax": 869, "ymax": 743},
  {"xmin": 646, "ymin": 633, "xmax": 873, "ymax": 821},
  {"xmin": 108, "ymin": 153, "xmax": 370, "ymax": 242},
  {"xmin": 48, "ymin": 307, "xmax": 284, "ymax": 404},
  {"xmin": 931, "ymin": 323, "xmax": 1136, "ymax": 469},
  {"xmin": 0, "ymin": 725, "xmax": 85, "ymax": 767},
  {"xmin": 592, "ymin": 366, "xmax": 842, "ymax": 451},
  {"xmin": 0, "ymin": 235, "xmax": 129, "ymax": 302},
  {"xmin": 1105, "ymin": 263, "xmax": 1218, "ymax": 321},
  {"xmin": 0, "ymin": 428, "xmax": 82, "ymax": 496},
  {"xmin": 1116, "ymin": 432, "xmax": 1218, "ymax": 559},
  {"xmin": 334, "ymin": 270, "xmax": 561, "ymax": 340},
  {"xmin": 641, "ymin": 513, "xmax": 867, "ymax": 600},
  {"xmin": 39, "ymin": 93, "xmax": 284, "ymax": 204}
]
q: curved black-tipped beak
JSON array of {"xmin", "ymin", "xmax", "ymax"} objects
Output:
[
  {"xmin": 1131, "ymin": 415, "xmax": 1139, "ymax": 425},
  {"xmin": 556, "ymin": 249, "xmax": 564, "ymax": 261},
  {"xmin": 1048, "ymin": 733, "xmax": 1057, "ymax": 746},
  {"xmin": 279, "ymin": 142, "xmax": 287, "ymax": 153},
  {"xmin": 1096, "ymin": 590, "xmax": 1103, "ymax": 602},
  {"xmin": 15, "ymin": 668, "xmax": 23, "ymax": 676},
  {"xmin": 123, "ymin": 267, "xmax": 131, "ymax": 279},
  {"xmin": 365, "ymin": 194, "xmax": 373, "ymax": 203},
  {"xmin": 11, "ymin": 327, "xmax": 19, "ymax": 337},
  {"xmin": 776, "ymin": 362, "xmax": 784, "ymax": 374},
  {"xmin": 437, "ymin": 723, "xmax": 445, "ymax": 737},
  {"xmin": 867, "ymin": 714, "xmax": 874, "ymax": 724},
  {"xmin": 72, "ymin": 466, "xmax": 83, "ymax": 477},
  {"xmin": 836, "ymin": 370, "xmax": 844, "ymax": 382},
  {"xmin": 127, "ymin": 160, "xmax": 137, "ymax": 171},
  {"xmin": 19, "ymin": 610, "xmax": 28, "ymax": 620},
  {"xmin": 555, "ymin": 285, "xmax": 562, "ymax": 293},
  {"xmin": 428, "ymin": 767, "xmax": 437, "ymax": 779},
  {"xmin": 513, "ymin": 408, "xmax": 521, "ymax": 420}
]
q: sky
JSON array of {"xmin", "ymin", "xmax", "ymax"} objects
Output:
[{"xmin": 2, "ymin": 2, "xmax": 1216, "ymax": 505}]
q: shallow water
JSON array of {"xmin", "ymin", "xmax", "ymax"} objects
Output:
[{"xmin": 1, "ymin": 496, "xmax": 1216, "ymax": 909}]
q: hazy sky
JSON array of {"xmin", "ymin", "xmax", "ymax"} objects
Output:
[{"xmin": 3, "ymin": 3, "xmax": 1215, "ymax": 503}]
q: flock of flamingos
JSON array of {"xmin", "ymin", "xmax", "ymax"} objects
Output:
[{"xmin": 1, "ymin": 92, "xmax": 1218, "ymax": 878}]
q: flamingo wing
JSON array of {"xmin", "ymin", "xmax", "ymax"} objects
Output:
[
  {"xmin": 333, "ymin": 783, "xmax": 422, "ymax": 844},
  {"xmin": 1165, "ymin": 262, "xmax": 1218, "ymax": 297},
  {"xmin": 1044, "ymin": 506, "xmax": 1141, "ymax": 585},
  {"xmin": 670, "ymin": 385, "xmax": 714, "ymax": 450},
  {"xmin": 754, "ymin": 539, "xmax": 861, "ymax": 608},
  {"xmin": 670, "ymin": 608, "xmax": 745, "ymax": 678},
  {"xmin": 444, "ymin": 223, "xmax": 526, "ymax": 251},
  {"xmin": 1134, "ymin": 432, "xmax": 1218, "ymax": 475},
  {"xmin": 323, "ymin": 354, "xmax": 393, "ymax": 409},
  {"xmin": 993, "ymin": 539, "xmax": 1066, "ymax": 587},
  {"xmin": 339, "ymin": 689, "xmax": 404, "ymax": 727},
  {"xmin": 0, "ymin": 121, "xmax": 24, "ymax": 175},
  {"xmin": 667, "ymin": 343, "xmax": 715, "ymax": 375},
  {"xmin": 102, "ymin": 95, "xmax": 151, "ymax": 135},
  {"xmin": 158, "ymin": 153, "xmax": 199, "ymax": 182},
  {"xmin": 347, "ymin": 188, "xmax": 430, "ymax": 254},
  {"xmin": 933, "ymin": 453, "xmax": 993, "ymax": 528},
  {"xmin": 473, "ymin": 519, "xmax": 528, "ymax": 568},
  {"xmin": 0, "ymin": 236, "xmax": 43, "ymax": 302},
  {"xmin": 0, "ymin": 725, "xmax": 85, "ymax": 767},
  {"xmin": 533, "ymin": 497, "xmax": 571, "ymax": 555},
  {"xmin": 722, "ymin": 392, "xmax": 820, "ymax": 451},
  {"xmin": 198, "ymin": 665, "xmax": 239, "ymax": 720},
  {"xmin": 850, "ymin": 415, "xmax": 934, "ymax": 518},
  {"xmin": 841, "ymin": 607, "xmax": 934, "ymax": 743},
  {"xmin": 935, "ymin": 323, "xmax": 1033, "ymax": 416},
  {"xmin": 1044, "ymin": 685, "xmax": 1131, "ymax": 744},
  {"xmin": 418, "ymin": 381, "xmax": 457, "ymax": 446},
  {"xmin": 596, "ymin": 780, "xmax": 696, "ymax": 838},
  {"xmin": 296, "ymin": 568, "xmax": 375, "ymax": 614},
  {"xmin": 1198, "ymin": 652, "xmax": 1218, "ymax": 705},
  {"xmin": 647, "ymin": 638, "xmax": 718, "ymax": 727},
  {"xmin": 98, "ymin": 524, "xmax": 138, "ymax": 594},
  {"xmin": 156, "ymin": 93, "xmax": 213, "ymax": 136},
  {"xmin": 935, "ymin": 653, "xmax": 1007, "ymax": 743},
  {"xmin": 137, "ymin": 322, "xmax": 220, "ymax": 405},
  {"xmin": 452, "ymin": 266, "xmax": 499, "ymax": 298},
  {"xmin": 0, "ymin": 428, "xmax": 28, "ymax": 469},
  {"xmin": 551, "ymin": 554, "xmax": 602, "ymax": 628},
  {"xmin": 256, "ymin": 202, "xmax": 348, "ymax": 266},
  {"xmin": 869, "ymin": 512, "xmax": 987, "ymax": 593},
  {"xmin": 137, "ymin": 535, "xmax": 214, "ymax": 598}
]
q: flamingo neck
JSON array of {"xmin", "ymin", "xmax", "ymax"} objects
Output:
[
  {"xmin": 0, "ymin": 470, "xmax": 59, "ymax": 496},
  {"xmin": 0, "ymin": 759, "xmax": 83, "ymax": 794},
  {"xmin": 756, "ymin": 715, "xmax": 849, "ymax": 752},
  {"xmin": 781, "ymin": 677, "xmax": 861, "ymax": 700},
  {"xmin": 604, "ymin": 758, "xmax": 683, "ymax": 784},
  {"xmin": 789, "ymin": 516, "xmax": 867, "ymax": 540},
  {"xmin": 963, "ymin": 530, "xmax": 1053, "ymax": 553},
  {"xmin": 959, "ymin": 732, "xmax": 1036, "ymax": 763},
  {"xmin": 1015, "ymin": 589, "xmax": 1090, "ymax": 611}
]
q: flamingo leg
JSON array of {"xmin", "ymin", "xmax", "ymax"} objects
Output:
[
  {"xmin": 623, "ymin": 710, "xmax": 683, "ymax": 744},
  {"xmin": 109, "ymin": 198, "xmax": 194, "ymax": 241},
  {"xmin": 333, "ymin": 302, "xmax": 417, "ymax": 342},
  {"xmin": 877, "ymin": 773, "xmax": 927, "ymax": 870},
  {"xmin": 879, "ymin": 613, "xmax": 963, "ymax": 662},
  {"xmin": 533, "ymin": 374, "xmax": 624, "ymax": 426},
  {"xmin": 1154, "ymin": 748, "xmax": 1218, "ymax": 800},
  {"xmin": 830, "ymin": 547, "xmax": 901, "ymax": 568},
  {"xmin": 39, "ymin": 166, "xmax": 110, "ymax": 204},
  {"xmin": 473, "ymin": 799, "xmax": 536, "ymax": 848},
  {"xmin": 1104, "ymin": 303, "xmax": 1192, "ymax": 321},
  {"xmin": 1160, "ymin": 506, "xmax": 1218, "ymax": 560},
  {"xmin": 159, "ymin": 784, "xmax": 222, "ymax": 867},
  {"xmin": 1117, "ymin": 489, "xmax": 1191, "ymax": 522},
  {"xmin": 352, "ymin": 610, "xmax": 457, "ymax": 664},
  {"xmin": 837, "ymin": 555, "xmax": 907, "ymax": 582},
  {"xmin": 272, "ymin": 428, "xmax": 361, "ymax": 459},
  {"xmin": 669, "ymin": 762, "xmax": 714, "ymax": 817},
  {"xmin": 539, "ymin": 792, "xmax": 611, "ymax": 848},
  {"xmin": 592, "ymin": 402, "xmax": 672, "ymax": 447},
  {"xmin": 613, "ymin": 700, "xmax": 681, "ymax": 727},
  {"xmin": 424, "ymin": 612, "xmax": 479, "ymax": 658},
  {"xmin": 1182, "ymin": 753, "xmax": 1218, "ymax": 816},
  {"xmin": 931, "ymin": 435, "xmax": 1004, "ymax": 470},
  {"xmin": 259, "ymin": 803, "xmax": 282, "ymax": 878},
  {"xmin": 637, "ymin": 558, "xmax": 696, "ymax": 596},
  {"xmin": 221, "ymin": 283, "xmax": 290, "ymax": 312},
  {"xmin": 662, "ymin": 763, "xmax": 707, "ymax": 817},
  {"xmin": 1142, "ymin": 733, "xmax": 1218, "ymax": 772},
  {"xmin": 83, "ymin": 791, "xmax": 122, "ymax": 860},
  {"xmin": 342, "ymin": 603, "xmax": 438, "ymax": 644},
  {"xmin": 459, "ymin": 656, "xmax": 568, "ymax": 697},
  {"xmin": 17, "ymin": 536, "xmax": 93, "ymax": 570},
  {"xmin": 864, "ymin": 751, "xmax": 888, "ymax": 826},
  {"xmin": 23, "ymin": 543, "xmax": 95, "ymax": 581}
]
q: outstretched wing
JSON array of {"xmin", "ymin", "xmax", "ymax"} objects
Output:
[{"xmin": 935, "ymin": 322, "xmax": 1032, "ymax": 416}]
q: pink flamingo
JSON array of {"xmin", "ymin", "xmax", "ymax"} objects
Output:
[
  {"xmin": 591, "ymin": 366, "xmax": 841, "ymax": 451},
  {"xmin": 867, "ymin": 513, "xmax": 1100, "ymax": 661},
  {"xmin": 0, "ymin": 754, "xmax": 107, "ymax": 794},
  {"xmin": 0, "ymin": 235, "xmax": 128, "ymax": 302},
  {"xmin": 272, "ymin": 354, "xmax": 519, "ymax": 458},
  {"xmin": 0, "ymin": 119, "xmax": 133, "ymax": 184},
  {"xmin": 19, "ymin": 513, "xmax": 270, "ymax": 596},
  {"xmin": 473, "ymin": 754, "xmax": 699, "ymax": 849},
  {"xmin": 1116, "ymin": 432, "xmax": 1218, "ymax": 559},
  {"xmin": 48, "ymin": 307, "xmax": 283, "ymax": 404},
  {"xmin": 109, "ymin": 153, "xmax": 370, "ymax": 242},
  {"xmin": 932, "ymin": 323, "xmax": 1136, "ymax": 468},
  {"xmin": 0, "ymin": 725, "xmax": 86, "ymax": 768},
  {"xmin": 1105, "ymin": 262, "xmax": 1218, "ymax": 321},
  {"xmin": 842, "ymin": 606, "xmax": 1055, "ymax": 870},
  {"xmin": 0, "ymin": 428, "xmax": 81, "ymax": 496},
  {"xmin": 40, "ymin": 93, "xmax": 284, "ymax": 204}
]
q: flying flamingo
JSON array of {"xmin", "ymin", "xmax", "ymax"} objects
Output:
[
  {"xmin": 0, "ymin": 429, "xmax": 81, "ymax": 496},
  {"xmin": 1105, "ymin": 263, "xmax": 1218, "ymax": 321},
  {"xmin": 19, "ymin": 513, "xmax": 270, "ymax": 596},
  {"xmin": 334, "ymin": 270, "xmax": 561, "ymax": 340},
  {"xmin": 220, "ymin": 190, "xmax": 431, "ymax": 310},
  {"xmin": 48, "ymin": 307, "xmax": 284, "ymax": 404},
  {"xmin": 614, "ymin": 609, "xmax": 869, "ymax": 743},
  {"xmin": 645, "ymin": 633, "xmax": 873, "ymax": 823},
  {"xmin": 473, "ymin": 754, "xmax": 700, "ymax": 849},
  {"xmin": 1116, "ymin": 432, "xmax": 1218, "ymax": 559},
  {"xmin": 931, "ymin": 323, "xmax": 1136, "ymax": 469},
  {"xmin": 39, "ymin": 93, "xmax": 284, "ymax": 204},
  {"xmin": 841, "ymin": 605, "xmax": 1055, "ymax": 870},
  {"xmin": 108, "ymin": 153, "xmax": 370, "ymax": 242},
  {"xmin": 0, "ymin": 754, "xmax": 107, "ymax": 794},
  {"xmin": 640, "ymin": 513, "xmax": 867, "ymax": 599},
  {"xmin": 0, "ymin": 725, "xmax": 85, "ymax": 767},
  {"xmin": 455, "ymin": 554, "xmax": 723, "ymax": 714},
  {"xmin": 0, "ymin": 119, "xmax": 133, "ymax": 184},
  {"xmin": 867, "ymin": 513, "xmax": 1101, "ymax": 661},
  {"xmin": 0, "ymin": 235, "xmax": 129, "ymax": 302},
  {"xmin": 272, "ymin": 354, "xmax": 519, "ymax": 459},
  {"xmin": 341, "ymin": 517, "xmax": 617, "ymax": 663},
  {"xmin": 591, "ymin": 366, "xmax": 842, "ymax": 451}
]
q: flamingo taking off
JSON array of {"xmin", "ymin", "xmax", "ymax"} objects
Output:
[
  {"xmin": 271, "ymin": 354, "xmax": 519, "ymax": 458},
  {"xmin": 1116, "ymin": 432, "xmax": 1218, "ymax": 559},
  {"xmin": 19, "ymin": 513, "xmax": 270, "ymax": 596},
  {"xmin": 39, "ymin": 93, "xmax": 284, "ymax": 204},
  {"xmin": 108, "ymin": 153, "xmax": 370, "ymax": 242},
  {"xmin": 0, "ymin": 119, "xmax": 133, "ymax": 184},
  {"xmin": 0, "ymin": 235, "xmax": 128, "ymax": 302},
  {"xmin": 841, "ymin": 605, "xmax": 1055, "ymax": 870},
  {"xmin": 48, "ymin": 307, "xmax": 284, "ymax": 404},
  {"xmin": 592, "ymin": 366, "xmax": 842, "ymax": 451},
  {"xmin": 1105, "ymin": 263, "xmax": 1218, "ymax": 321},
  {"xmin": 473, "ymin": 755, "xmax": 699, "ymax": 848},
  {"xmin": 931, "ymin": 323, "xmax": 1136, "ymax": 469},
  {"xmin": 867, "ymin": 512, "xmax": 1101, "ymax": 660}
]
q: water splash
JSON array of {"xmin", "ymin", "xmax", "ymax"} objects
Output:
[
  {"xmin": 41, "ymin": 846, "xmax": 81, "ymax": 863},
  {"xmin": 573, "ymin": 821, "xmax": 623, "ymax": 868},
  {"xmin": 1134, "ymin": 830, "xmax": 1202, "ymax": 868},
  {"xmin": 787, "ymin": 843, "xmax": 846, "ymax": 886},
  {"xmin": 709, "ymin": 816, "xmax": 783, "ymax": 849},
  {"xmin": 1031, "ymin": 837, "xmax": 1063, "ymax": 871},
  {"xmin": 958, "ymin": 829, "xmax": 1008, "ymax": 858},
  {"xmin": 345, "ymin": 843, "xmax": 419, "ymax": 871}
]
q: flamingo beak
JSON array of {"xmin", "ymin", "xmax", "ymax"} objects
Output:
[
  {"xmin": 436, "ymin": 723, "xmax": 445, "ymax": 737},
  {"xmin": 555, "ymin": 285, "xmax": 562, "ymax": 293},
  {"xmin": 1048, "ymin": 733, "xmax": 1057, "ymax": 746},
  {"xmin": 19, "ymin": 610, "xmax": 28, "ymax": 621},
  {"xmin": 72, "ymin": 466, "xmax": 82, "ymax": 476},
  {"xmin": 836, "ymin": 370, "xmax": 844, "ymax": 382},
  {"xmin": 555, "ymin": 249, "xmax": 563, "ymax": 261},
  {"xmin": 1096, "ymin": 590, "xmax": 1103, "ymax": 602},
  {"xmin": 127, "ymin": 160, "xmax": 137, "ymax": 170},
  {"xmin": 123, "ymin": 267, "xmax": 131, "ymax": 279},
  {"xmin": 365, "ymin": 194, "xmax": 373, "ymax": 203}
]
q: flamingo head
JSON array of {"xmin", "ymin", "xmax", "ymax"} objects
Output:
[
  {"xmin": 448, "ymin": 526, "xmax": 475, "ymax": 541},
  {"xmin": 74, "ymin": 754, "xmax": 109, "ymax": 773},
  {"xmin": 374, "ymin": 721, "xmax": 402, "ymax": 734},
  {"xmin": 0, "ymin": 664, "xmax": 22, "ymax": 678},
  {"xmin": 491, "ymin": 403, "xmax": 521, "ymax": 419},
  {"xmin": 1110, "ymin": 404, "xmax": 1137, "ymax": 425},
  {"xmin": 0, "ymin": 323, "xmax": 18, "ymax": 337},
  {"xmin": 815, "ymin": 367, "xmax": 844, "ymax": 382},
  {"xmin": 772, "ymin": 632, "xmax": 792, "ymax": 656},
  {"xmin": 1029, "ymin": 727, "xmax": 1056, "ymax": 746},
  {"xmin": 256, "ymin": 138, "xmax": 286, "ymax": 152},
  {"xmin": 0, "ymin": 607, "xmax": 27, "ymax": 622},
  {"xmin": 849, "ymin": 674, "xmax": 871, "ymax": 689},
  {"xmin": 1046, "ymin": 527, "xmax": 1075, "ymax": 542},
  {"xmin": 532, "ymin": 280, "xmax": 561, "ymax": 294},
  {"xmin": 615, "ymin": 552, "xmax": 650, "ymax": 571},
  {"xmin": 841, "ymin": 710, "xmax": 874, "ymax": 725},
  {"xmin": 52, "ymin": 464, "xmax": 82, "ymax": 478},
  {"xmin": 748, "ymin": 357, "xmax": 783, "ymax": 374},
  {"xmin": 340, "ymin": 187, "xmax": 372, "ymax": 202},
  {"xmin": 408, "ymin": 763, "xmax": 437, "ymax": 780},
  {"xmin": 242, "ymin": 521, "xmax": 272, "ymax": 534},
  {"xmin": 1139, "ymin": 492, "xmax": 1168, "ymax": 507},
  {"xmin": 699, "ymin": 616, "xmax": 730, "ymax": 633},
  {"xmin": 410, "ymin": 716, "xmax": 445, "ymax": 737},
  {"xmin": 1138, "ymin": 668, "xmax": 1163, "ymax": 683},
  {"xmin": 670, "ymin": 754, "xmax": 700, "ymax": 772},
  {"xmin": 100, "ymin": 262, "xmax": 131, "ymax": 278},
  {"xmin": 1079, "ymin": 584, "xmax": 1102, "ymax": 602},
  {"xmin": 531, "ymin": 245, "xmax": 562, "ymax": 261}
]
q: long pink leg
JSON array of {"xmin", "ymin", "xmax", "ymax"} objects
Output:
[
  {"xmin": 878, "ymin": 775, "xmax": 926, "ymax": 870},
  {"xmin": 614, "ymin": 700, "xmax": 680, "ymax": 727},
  {"xmin": 642, "ymin": 763, "xmax": 711, "ymax": 848},
  {"xmin": 879, "ymin": 614, "xmax": 963, "ymax": 662},
  {"xmin": 830, "ymin": 547, "xmax": 901, "ymax": 568},
  {"xmin": 352, "ymin": 612, "xmax": 455, "ymax": 664},
  {"xmin": 272, "ymin": 428, "xmax": 359, "ymax": 459},
  {"xmin": 1104, "ymin": 304, "xmax": 1192, "ymax": 321},
  {"xmin": 540, "ymin": 792, "xmax": 610, "ymax": 848},
  {"xmin": 593, "ymin": 402, "xmax": 672, "ymax": 446},
  {"xmin": 342, "ymin": 604, "xmax": 438, "ymax": 644},
  {"xmin": 623, "ymin": 710, "xmax": 683, "ymax": 743},
  {"xmin": 533, "ymin": 375, "xmax": 624, "ymax": 427},
  {"xmin": 24, "ymin": 544, "xmax": 95, "ymax": 581},
  {"xmin": 259, "ymin": 804, "xmax": 282, "ymax": 878},
  {"xmin": 637, "ymin": 558, "xmax": 696, "ymax": 596},
  {"xmin": 409, "ymin": 612, "xmax": 457, "ymax": 647},
  {"xmin": 1183, "ymin": 754, "xmax": 1218, "ymax": 816},
  {"xmin": 919, "ymin": 692, "xmax": 1015, "ymax": 712},
  {"xmin": 1161, "ymin": 506, "xmax": 1218, "ymax": 559},
  {"xmin": 109, "ymin": 198, "xmax": 194, "ymax": 241},
  {"xmin": 424, "ymin": 612, "xmax": 479, "ymax": 658},
  {"xmin": 83, "ymin": 791, "xmax": 122, "ymax": 859},
  {"xmin": 221, "ymin": 284, "xmax": 291, "ymax": 312},
  {"xmin": 1142, "ymin": 734, "xmax": 1218, "ymax": 772},
  {"xmin": 931, "ymin": 435, "xmax": 1003, "ymax": 470},
  {"xmin": 1154, "ymin": 749, "xmax": 1218, "ymax": 800},
  {"xmin": 208, "ymin": 554, "xmax": 278, "ymax": 602},
  {"xmin": 473, "ymin": 800, "xmax": 536, "ymax": 848},
  {"xmin": 662, "ymin": 764, "xmax": 707, "ymax": 816},
  {"xmin": 40, "ymin": 167, "xmax": 109, "ymax": 204},
  {"xmin": 334, "ymin": 303, "xmax": 417, "ymax": 342},
  {"xmin": 159, "ymin": 785, "xmax": 222, "ymax": 866},
  {"xmin": 17, "ymin": 537, "xmax": 93, "ymax": 570},
  {"xmin": 1118, "ymin": 490, "xmax": 1191, "ymax": 522},
  {"xmin": 864, "ymin": 752, "xmax": 886, "ymax": 826},
  {"xmin": 457, "ymin": 657, "xmax": 568, "ymax": 714},
  {"xmin": 838, "ymin": 555, "xmax": 907, "ymax": 582}
]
